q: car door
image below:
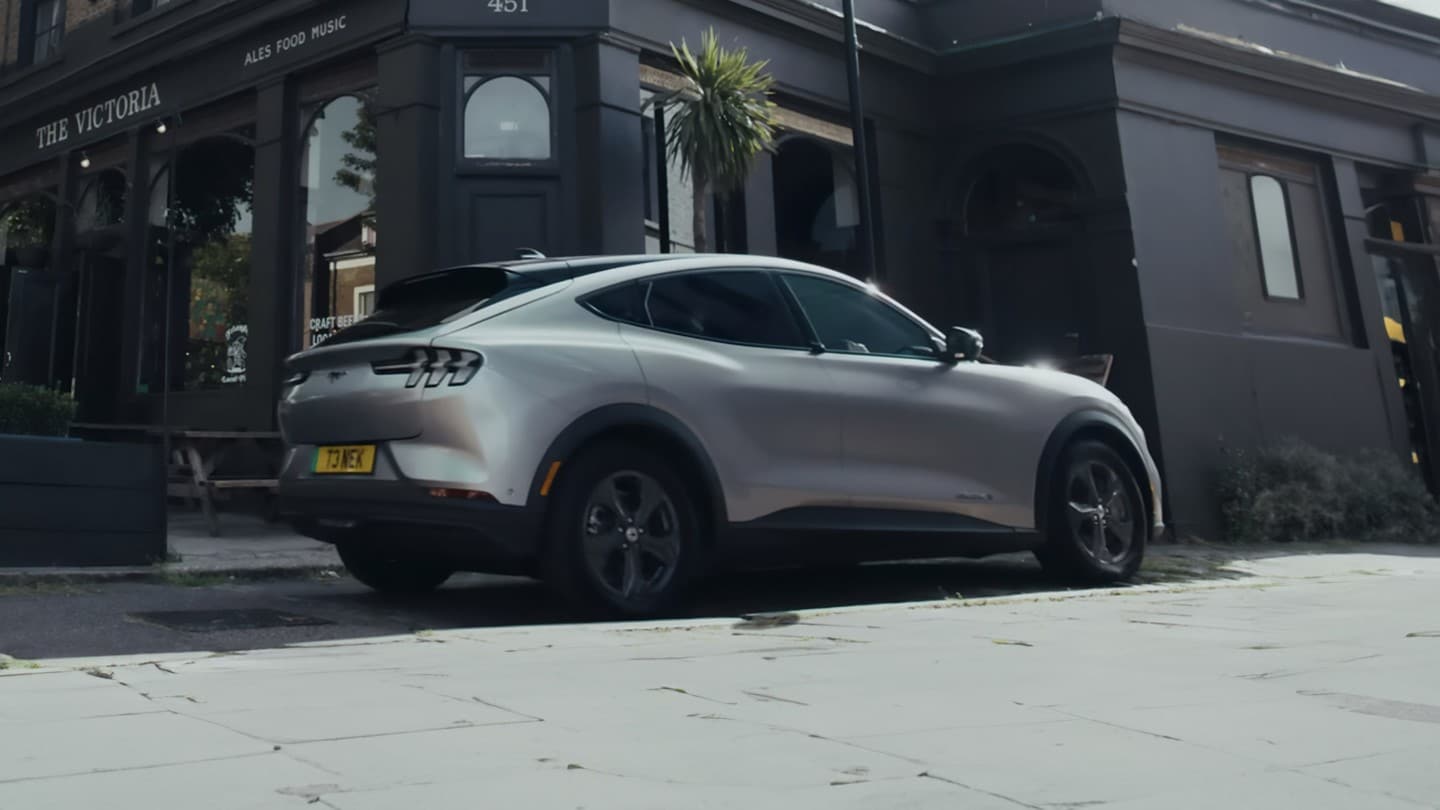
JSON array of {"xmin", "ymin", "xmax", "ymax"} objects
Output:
[
  {"xmin": 594, "ymin": 269, "xmax": 848, "ymax": 523},
  {"xmin": 779, "ymin": 272, "xmax": 1029, "ymax": 528}
]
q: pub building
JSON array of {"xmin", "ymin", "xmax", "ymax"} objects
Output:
[{"xmin": 5, "ymin": 0, "xmax": 1440, "ymax": 538}]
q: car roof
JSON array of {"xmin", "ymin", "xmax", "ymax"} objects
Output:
[{"xmin": 412, "ymin": 254, "xmax": 860, "ymax": 288}]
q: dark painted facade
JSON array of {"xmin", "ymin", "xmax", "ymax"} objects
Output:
[{"xmin": 4, "ymin": 0, "xmax": 1440, "ymax": 538}]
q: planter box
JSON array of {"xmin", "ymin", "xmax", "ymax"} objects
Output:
[
  {"xmin": 0, "ymin": 435, "xmax": 166, "ymax": 566},
  {"xmin": 11, "ymin": 245, "xmax": 50, "ymax": 268}
]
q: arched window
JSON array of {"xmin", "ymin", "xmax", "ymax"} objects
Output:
[
  {"xmin": 300, "ymin": 93, "xmax": 378, "ymax": 348},
  {"xmin": 463, "ymin": 51, "xmax": 553, "ymax": 161},
  {"xmin": 1249, "ymin": 175, "xmax": 1302, "ymax": 301},
  {"xmin": 0, "ymin": 194, "xmax": 57, "ymax": 268},
  {"xmin": 74, "ymin": 170, "xmax": 127, "ymax": 233},
  {"xmin": 963, "ymin": 143, "xmax": 1081, "ymax": 236},
  {"xmin": 140, "ymin": 131, "xmax": 255, "ymax": 392}
]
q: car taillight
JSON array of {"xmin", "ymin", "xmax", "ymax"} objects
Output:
[{"xmin": 372, "ymin": 348, "xmax": 483, "ymax": 388}]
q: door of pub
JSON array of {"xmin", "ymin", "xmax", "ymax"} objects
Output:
[
  {"xmin": 1, "ymin": 266, "xmax": 63, "ymax": 386},
  {"xmin": 1369, "ymin": 243, "xmax": 1440, "ymax": 492}
]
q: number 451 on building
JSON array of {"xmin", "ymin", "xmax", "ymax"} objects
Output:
[{"xmin": 489, "ymin": 0, "xmax": 530, "ymax": 12}]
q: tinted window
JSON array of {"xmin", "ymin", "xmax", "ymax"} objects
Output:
[
  {"xmin": 323, "ymin": 267, "xmax": 541, "ymax": 346},
  {"xmin": 784, "ymin": 274, "xmax": 935, "ymax": 357},
  {"xmin": 643, "ymin": 271, "xmax": 806, "ymax": 348},
  {"xmin": 586, "ymin": 283, "xmax": 648, "ymax": 325}
]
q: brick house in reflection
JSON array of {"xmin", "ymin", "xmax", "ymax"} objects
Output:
[{"xmin": 304, "ymin": 214, "xmax": 376, "ymax": 348}]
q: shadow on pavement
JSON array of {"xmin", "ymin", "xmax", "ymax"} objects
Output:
[
  {"xmin": 293, "ymin": 549, "xmax": 1258, "ymax": 631},
  {"xmin": 2, "ymin": 550, "xmax": 1259, "ymax": 662}
]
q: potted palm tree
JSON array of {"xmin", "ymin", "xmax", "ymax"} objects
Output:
[{"xmin": 655, "ymin": 29, "xmax": 777, "ymax": 252}]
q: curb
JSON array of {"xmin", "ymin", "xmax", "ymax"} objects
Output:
[{"xmin": 0, "ymin": 564, "xmax": 346, "ymax": 587}]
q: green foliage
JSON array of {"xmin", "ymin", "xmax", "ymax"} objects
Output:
[
  {"xmin": 1217, "ymin": 439, "xmax": 1438, "ymax": 544},
  {"xmin": 0, "ymin": 195, "xmax": 57, "ymax": 250},
  {"xmin": 171, "ymin": 139, "xmax": 255, "ymax": 239},
  {"xmin": 334, "ymin": 93, "xmax": 378, "ymax": 224},
  {"xmin": 658, "ymin": 28, "xmax": 776, "ymax": 251},
  {"xmin": 0, "ymin": 383, "xmax": 77, "ymax": 437}
]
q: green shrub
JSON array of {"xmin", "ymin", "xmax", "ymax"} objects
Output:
[
  {"xmin": 1218, "ymin": 439, "xmax": 1438, "ymax": 544},
  {"xmin": 0, "ymin": 383, "xmax": 77, "ymax": 437}
]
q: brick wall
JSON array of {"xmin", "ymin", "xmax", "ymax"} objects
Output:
[
  {"xmin": 2, "ymin": 0, "xmax": 18, "ymax": 67},
  {"xmin": 68, "ymin": 0, "xmax": 118, "ymax": 29},
  {"xmin": 1, "ymin": 0, "xmax": 122, "ymax": 68}
]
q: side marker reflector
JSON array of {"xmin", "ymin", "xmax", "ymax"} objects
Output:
[{"xmin": 540, "ymin": 461, "xmax": 563, "ymax": 497}]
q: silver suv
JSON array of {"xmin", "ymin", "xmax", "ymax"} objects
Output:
[{"xmin": 279, "ymin": 255, "xmax": 1163, "ymax": 616}]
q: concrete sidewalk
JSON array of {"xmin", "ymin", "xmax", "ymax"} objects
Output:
[
  {"xmin": 0, "ymin": 512, "xmax": 340, "ymax": 583},
  {"xmin": 4, "ymin": 549, "xmax": 1440, "ymax": 809}
]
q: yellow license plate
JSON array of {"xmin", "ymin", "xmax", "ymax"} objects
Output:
[{"xmin": 313, "ymin": 445, "xmax": 377, "ymax": 475}]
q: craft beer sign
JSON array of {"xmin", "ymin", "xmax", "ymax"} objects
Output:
[{"xmin": 34, "ymin": 83, "xmax": 163, "ymax": 150}]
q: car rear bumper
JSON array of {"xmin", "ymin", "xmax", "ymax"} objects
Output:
[{"xmin": 278, "ymin": 479, "xmax": 545, "ymax": 573}]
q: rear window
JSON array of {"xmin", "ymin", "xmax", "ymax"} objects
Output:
[{"xmin": 322, "ymin": 266, "xmax": 544, "ymax": 346}]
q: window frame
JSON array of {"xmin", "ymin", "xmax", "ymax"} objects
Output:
[
  {"xmin": 1246, "ymin": 172, "xmax": 1307, "ymax": 305},
  {"xmin": 777, "ymin": 270, "xmax": 944, "ymax": 362},
  {"xmin": 354, "ymin": 284, "xmax": 376, "ymax": 318},
  {"xmin": 459, "ymin": 50, "xmax": 557, "ymax": 169},
  {"xmin": 22, "ymin": 0, "xmax": 65, "ymax": 66},
  {"xmin": 581, "ymin": 269, "xmax": 814, "ymax": 352},
  {"xmin": 129, "ymin": 0, "xmax": 181, "ymax": 18},
  {"xmin": 138, "ymin": 131, "xmax": 258, "ymax": 394},
  {"xmin": 298, "ymin": 91, "xmax": 379, "ymax": 350}
]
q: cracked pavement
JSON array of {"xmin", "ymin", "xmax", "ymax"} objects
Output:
[{"xmin": 3, "ymin": 548, "xmax": 1440, "ymax": 808}]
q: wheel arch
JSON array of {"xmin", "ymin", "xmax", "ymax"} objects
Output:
[
  {"xmin": 529, "ymin": 404, "xmax": 729, "ymax": 531},
  {"xmin": 1035, "ymin": 410, "xmax": 1153, "ymax": 537}
]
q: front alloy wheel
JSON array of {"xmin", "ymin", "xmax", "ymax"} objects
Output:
[
  {"xmin": 1039, "ymin": 440, "xmax": 1147, "ymax": 583},
  {"xmin": 1065, "ymin": 459, "xmax": 1139, "ymax": 569}
]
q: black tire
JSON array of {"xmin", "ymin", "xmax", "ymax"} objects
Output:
[
  {"xmin": 337, "ymin": 542, "xmax": 454, "ymax": 594},
  {"xmin": 1036, "ymin": 440, "xmax": 1148, "ymax": 584},
  {"xmin": 542, "ymin": 442, "xmax": 703, "ymax": 618}
]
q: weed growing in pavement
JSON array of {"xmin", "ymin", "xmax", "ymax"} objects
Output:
[
  {"xmin": 156, "ymin": 572, "xmax": 237, "ymax": 588},
  {"xmin": 0, "ymin": 580, "xmax": 94, "ymax": 597},
  {"xmin": 0, "ymin": 655, "xmax": 41, "ymax": 670}
]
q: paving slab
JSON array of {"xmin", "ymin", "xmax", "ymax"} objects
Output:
[
  {"xmin": 0, "ymin": 752, "xmax": 336, "ymax": 810},
  {"xmin": 0, "ymin": 708, "xmax": 270, "ymax": 783},
  {"xmin": 3, "ymin": 548, "xmax": 1440, "ymax": 808}
]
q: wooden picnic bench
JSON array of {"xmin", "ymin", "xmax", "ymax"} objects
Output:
[
  {"xmin": 1056, "ymin": 354, "xmax": 1115, "ymax": 388},
  {"xmin": 69, "ymin": 424, "xmax": 283, "ymax": 538},
  {"xmin": 976, "ymin": 353, "xmax": 1116, "ymax": 388}
]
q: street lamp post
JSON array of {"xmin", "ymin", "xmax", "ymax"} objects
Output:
[{"xmin": 842, "ymin": 0, "xmax": 880, "ymax": 282}]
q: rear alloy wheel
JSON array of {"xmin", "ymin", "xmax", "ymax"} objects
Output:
[
  {"xmin": 1037, "ymin": 440, "xmax": 1147, "ymax": 584},
  {"xmin": 337, "ymin": 542, "xmax": 454, "ymax": 594},
  {"xmin": 544, "ymin": 444, "xmax": 700, "ymax": 617}
]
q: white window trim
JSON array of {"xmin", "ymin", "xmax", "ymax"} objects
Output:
[
  {"xmin": 334, "ymin": 256, "xmax": 374, "ymax": 271},
  {"xmin": 353, "ymin": 284, "xmax": 376, "ymax": 317}
]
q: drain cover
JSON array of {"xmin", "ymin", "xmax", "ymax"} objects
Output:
[{"xmin": 131, "ymin": 609, "xmax": 334, "ymax": 633}]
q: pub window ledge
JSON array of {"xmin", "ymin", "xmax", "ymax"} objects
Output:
[{"xmin": 0, "ymin": 52, "xmax": 66, "ymax": 90}]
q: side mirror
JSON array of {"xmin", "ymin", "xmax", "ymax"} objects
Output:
[{"xmin": 945, "ymin": 327, "xmax": 984, "ymax": 364}]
